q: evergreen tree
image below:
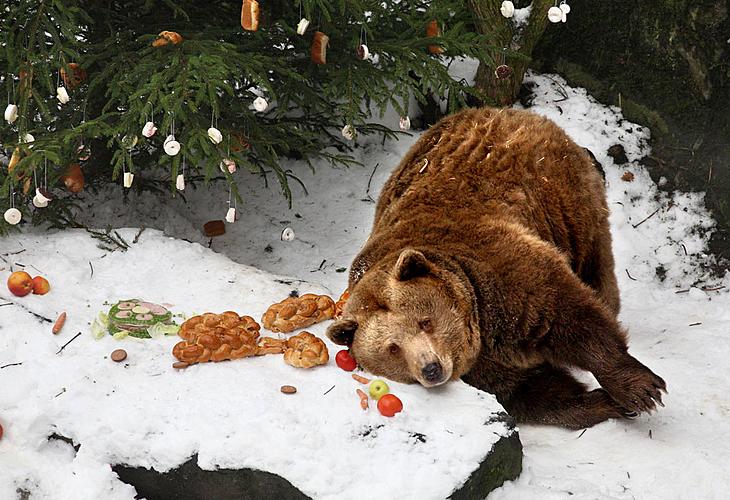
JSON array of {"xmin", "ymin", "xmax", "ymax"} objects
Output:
[{"xmin": 0, "ymin": 0, "xmax": 512, "ymax": 234}]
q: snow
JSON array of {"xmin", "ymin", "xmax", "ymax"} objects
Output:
[{"xmin": 2, "ymin": 67, "xmax": 730, "ymax": 500}]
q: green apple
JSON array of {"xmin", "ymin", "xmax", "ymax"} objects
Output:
[{"xmin": 369, "ymin": 379, "xmax": 390, "ymax": 400}]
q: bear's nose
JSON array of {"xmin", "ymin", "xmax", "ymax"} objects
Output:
[{"xmin": 422, "ymin": 362, "xmax": 443, "ymax": 383}]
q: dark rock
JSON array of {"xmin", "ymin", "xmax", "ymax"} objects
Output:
[
  {"xmin": 112, "ymin": 432, "xmax": 522, "ymax": 500},
  {"xmin": 113, "ymin": 455, "xmax": 312, "ymax": 500},
  {"xmin": 607, "ymin": 144, "xmax": 629, "ymax": 165}
]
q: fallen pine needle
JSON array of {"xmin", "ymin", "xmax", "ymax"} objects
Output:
[
  {"xmin": 356, "ymin": 389, "xmax": 369, "ymax": 410},
  {"xmin": 56, "ymin": 332, "xmax": 81, "ymax": 354},
  {"xmin": 52, "ymin": 312, "xmax": 67, "ymax": 334},
  {"xmin": 352, "ymin": 373, "xmax": 371, "ymax": 385}
]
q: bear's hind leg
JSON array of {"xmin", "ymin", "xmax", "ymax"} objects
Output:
[
  {"xmin": 504, "ymin": 365, "xmax": 629, "ymax": 430},
  {"xmin": 581, "ymin": 225, "xmax": 620, "ymax": 316}
]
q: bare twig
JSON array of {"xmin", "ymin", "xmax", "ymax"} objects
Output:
[
  {"xmin": 576, "ymin": 429, "xmax": 587, "ymax": 439},
  {"xmin": 133, "ymin": 227, "xmax": 146, "ymax": 244},
  {"xmin": 680, "ymin": 243, "xmax": 688, "ymax": 255},
  {"xmin": 323, "ymin": 384, "xmax": 336, "ymax": 396},
  {"xmin": 89, "ymin": 261, "xmax": 94, "ymax": 278},
  {"xmin": 689, "ymin": 322, "xmax": 702, "ymax": 327},
  {"xmin": 362, "ymin": 163, "xmax": 380, "ymax": 203},
  {"xmin": 56, "ymin": 332, "xmax": 82, "ymax": 355},
  {"xmin": 632, "ymin": 207, "xmax": 662, "ymax": 228},
  {"xmin": 701, "ymin": 285, "xmax": 725, "ymax": 292},
  {"xmin": 0, "ymin": 362, "xmax": 23, "ymax": 369},
  {"xmin": 625, "ymin": 269, "xmax": 637, "ymax": 281}
]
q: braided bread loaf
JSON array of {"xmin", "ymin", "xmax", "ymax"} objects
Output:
[
  {"xmin": 283, "ymin": 331, "xmax": 329, "ymax": 368},
  {"xmin": 172, "ymin": 312, "xmax": 261, "ymax": 364},
  {"xmin": 262, "ymin": 294, "xmax": 336, "ymax": 333}
]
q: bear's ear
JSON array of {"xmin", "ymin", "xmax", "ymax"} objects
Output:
[
  {"xmin": 394, "ymin": 249, "xmax": 431, "ymax": 281},
  {"xmin": 326, "ymin": 318, "xmax": 358, "ymax": 346}
]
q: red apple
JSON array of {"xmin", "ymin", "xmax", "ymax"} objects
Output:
[
  {"xmin": 377, "ymin": 394, "xmax": 403, "ymax": 417},
  {"xmin": 335, "ymin": 349, "xmax": 358, "ymax": 371},
  {"xmin": 7, "ymin": 271, "xmax": 33, "ymax": 297},
  {"xmin": 32, "ymin": 276, "xmax": 50, "ymax": 295}
]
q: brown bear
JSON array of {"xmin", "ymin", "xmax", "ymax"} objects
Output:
[{"xmin": 327, "ymin": 107, "xmax": 666, "ymax": 429}]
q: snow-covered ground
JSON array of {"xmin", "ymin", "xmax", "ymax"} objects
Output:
[{"xmin": 2, "ymin": 71, "xmax": 730, "ymax": 499}]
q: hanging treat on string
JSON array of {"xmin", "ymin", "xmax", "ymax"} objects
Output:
[
  {"xmin": 252, "ymin": 96, "xmax": 268, "ymax": 112},
  {"xmin": 56, "ymin": 86, "xmax": 70, "ymax": 104},
  {"xmin": 341, "ymin": 124, "xmax": 356, "ymax": 141},
  {"xmin": 63, "ymin": 163, "xmax": 85, "ymax": 193},
  {"xmin": 241, "ymin": 0, "xmax": 260, "ymax": 31},
  {"xmin": 176, "ymin": 157, "xmax": 186, "ymax": 191},
  {"xmin": 220, "ymin": 159, "xmax": 236, "ymax": 174},
  {"xmin": 207, "ymin": 111, "xmax": 222, "ymax": 143},
  {"xmin": 548, "ymin": 2, "xmax": 564, "ymax": 23},
  {"xmin": 143, "ymin": 108, "xmax": 157, "ymax": 138},
  {"xmin": 121, "ymin": 134, "xmax": 138, "ymax": 149},
  {"xmin": 500, "ymin": 1, "xmax": 515, "ymax": 18},
  {"xmin": 225, "ymin": 187, "xmax": 237, "ymax": 223},
  {"xmin": 356, "ymin": 25, "xmax": 369, "ymax": 61},
  {"xmin": 311, "ymin": 31, "xmax": 329, "ymax": 65},
  {"xmin": 21, "ymin": 133, "xmax": 35, "ymax": 146},
  {"xmin": 152, "ymin": 31, "xmax": 183, "ymax": 47},
  {"xmin": 297, "ymin": 18, "xmax": 310, "ymax": 35},
  {"xmin": 4, "ymin": 103, "xmax": 18, "ymax": 124},
  {"xmin": 32, "ymin": 160, "xmax": 53, "ymax": 208},
  {"xmin": 559, "ymin": 1, "xmax": 570, "ymax": 21},
  {"xmin": 494, "ymin": 49, "xmax": 513, "ymax": 80},
  {"xmin": 4, "ymin": 188, "xmax": 21, "ymax": 225},
  {"xmin": 399, "ymin": 116, "xmax": 411, "ymax": 131},
  {"xmin": 77, "ymin": 142, "xmax": 91, "ymax": 161},
  {"xmin": 426, "ymin": 20, "xmax": 444, "ymax": 55},
  {"xmin": 123, "ymin": 169, "xmax": 134, "ymax": 189},
  {"xmin": 61, "ymin": 63, "xmax": 86, "ymax": 90},
  {"xmin": 163, "ymin": 118, "xmax": 181, "ymax": 156},
  {"xmin": 296, "ymin": 4, "xmax": 309, "ymax": 35}
]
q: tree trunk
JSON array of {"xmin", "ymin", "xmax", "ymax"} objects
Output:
[{"xmin": 468, "ymin": 0, "xmax": 554, "ymax": 106}]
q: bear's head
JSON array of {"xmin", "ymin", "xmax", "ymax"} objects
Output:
[{"xmin": 326, "ymin": 248, "xmax": 481, "ymax": 387}]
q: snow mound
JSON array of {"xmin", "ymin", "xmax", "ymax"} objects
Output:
[{"xmin": 0, "ymin": 229, "xmax": 510, "ymax": 500}]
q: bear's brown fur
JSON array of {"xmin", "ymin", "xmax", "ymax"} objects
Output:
[{"xmin": 327, "ymin": 107, "xmax": 666, "ymax": 429}]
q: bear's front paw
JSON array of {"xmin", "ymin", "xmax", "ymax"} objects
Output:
[{"xmin": 598, "ymin": 357, "xmax": 667, "ymax": 415}]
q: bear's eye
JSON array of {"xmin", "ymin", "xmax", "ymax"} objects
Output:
[
  {"xmin": 388, "ymin": 343, "xmax": 400, "ymax": 355},
  {"xmin": 418, "ymin": 318, "xmax": 433, "ymax": 333}
]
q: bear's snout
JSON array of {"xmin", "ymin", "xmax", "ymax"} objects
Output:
[{"xmin": 422, "ymin": 362, "xmax": 444, "ymax": 384}]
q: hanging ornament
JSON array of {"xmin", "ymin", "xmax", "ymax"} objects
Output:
[
  {"xmin": 164, "ymin": 135, "xmax": 181, "ymax": 156},
  {"xmin": 219, "ymin": 159, "xmax": 236, "ymax": 174},
  {"xmin": 56, "ymin": 86, "xmax": 70, "ymax": 104},
  {"xmin": 500, "ymin": 1, "xmax": 515, "ymax": 18},
  {"xmin": 426, "ymin": 20, "xmax": 444, "ymax": 55},
  {"xmin": 207, "ymin": 126, "xmax": 223, "ymax": 144},
  {"xmin": 32, "ymin": 195, "xmax": 48, "ymax": 208},
  {"xmin": 4, "ymin": 104, "xmax": 18, "ymax": 124},
  {"xmin": 296, "ymin": 18, "xmax": 310, "ymax": 35},
  {"xmin": 548, "ymin": 6, "xmax": 563, "ymax": 23},
  {"xmin": 63, "ymin": 164, "xmax": 85, "ymax": 193},
  {"xmin": 8, "ymin": 148, "xmax": 22, "ymax": 176},
  {"xmin": 356, "ymin": 44, "xmax": 370, "ymax": 61},
  {"xmin": 241, "ymin": 0, "xmax": 260, "ymax": 31},
  {"xmin": 77, "ymin": 143, "xmax": 91, "ymax": 161},
  {"xmin": 123, "ymin": 172, "xmax": 134, "ymax": 188},
  {"xmin": 4, "ymin": 208, "xmax": 21, "ymax": 225},
  {"xmin": 341, "ymin": 124, "xmax": 356, "ymax": 141},
  {"xmin": 399, "ymin": 116, "xmax": 411, "ymax": 131},
  {"xmin": 142, "ymin": 121, "xmax": 157, "ymax": 138},
  {"xmin": 21, "ymin": 133, "xmax": 35, "ymax": 145},
  {"xmin": 121, "ymin": 134, "xmax": 138, "ymax": 149},
  {"xmin": 225, "ymin": 207, "xmax": 237, "ymax": 223},
  {"xmin": 495, "ymin": 64, "xmax": 513, "ymax": 80},
  {"xmin": 232, "ymin": 132, "xmax": 251, "ymax": 152},
  {"xmin": 560, "ymin": 1, "xmax": 571, "ymax": 14},
  {"xmin": 61, "ymin": 63, "xmax": 87, "ymax": 90},
  {"xmin": 311, "ymin": 31, "xmax": 329, "ymax": 64},
  {"xmin": 281, "ymin": 227, "xmax": 295, "ymax": 241},
  {"xmin": 34, "ymin": 187, "xmax": 52, "ymax": 206},
  {"xmin": 253, "ymin": 96, "xmax": 268, "ymax": 112},
  {"xmin": 152, "ymin": 31, "xmax": 183, "ymax": 47},
  {"xmin": 370, "ymin": 53, "xmax": 380, "ymax": 65},
  {"xmin": 176, "ymin": 157, "xmax": 186, "ymax": 191}
]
